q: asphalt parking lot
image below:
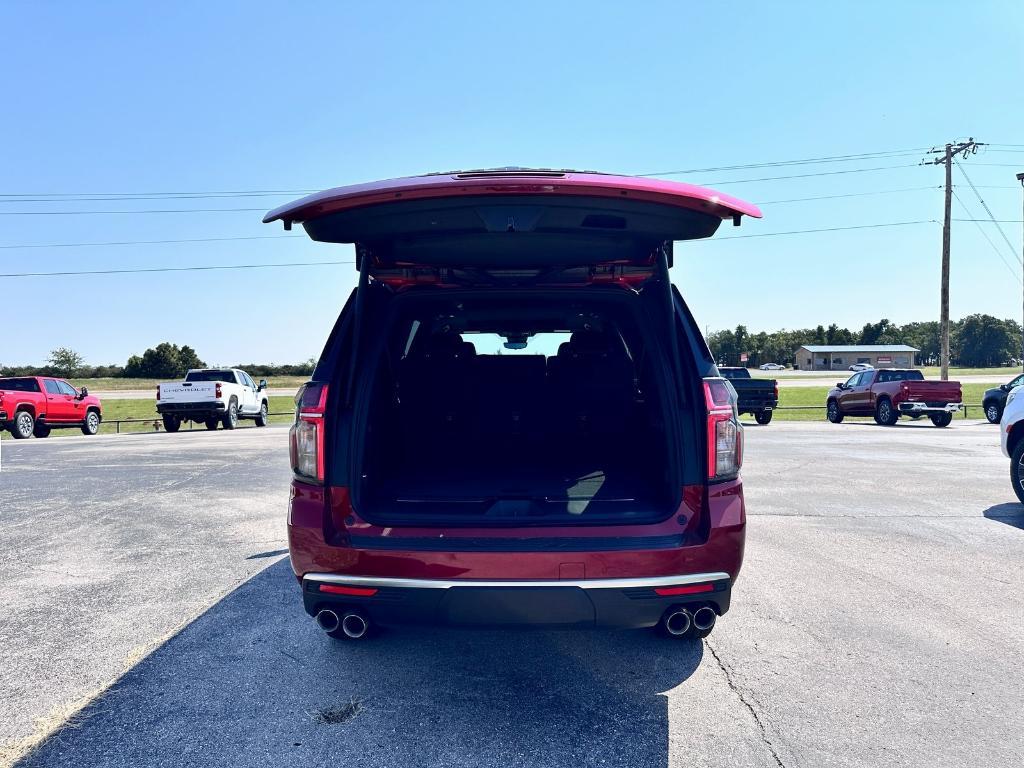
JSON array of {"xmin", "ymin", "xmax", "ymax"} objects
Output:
[{"xmin": 1, "ymin": 420, "xmax": 1022, "ymax": 767}]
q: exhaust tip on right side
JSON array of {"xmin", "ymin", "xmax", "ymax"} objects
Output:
[{"xmin": 692, "ymin": 606, "xmax": 717, "ymax": 632}]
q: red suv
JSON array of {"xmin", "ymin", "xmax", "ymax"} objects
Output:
[
  {"xmin": 265, "ymin": 169, "xmax": 760, "ymax": 641},
  {"xmin": 0, "ymin": 376, "xmax": 103, "ymax": 438}
]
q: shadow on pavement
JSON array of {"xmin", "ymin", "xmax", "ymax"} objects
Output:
[
  {"xmin": 17, "ymin": 559, "xmax": 703, "ymax": 768},
  {"xmin": 983, "ymin": 502, "xmax": 1024, "ymax": 530}
]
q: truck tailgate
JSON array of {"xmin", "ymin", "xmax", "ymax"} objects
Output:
[
  {"xmin": 903, "ymin": 381, "xmax": 962, "ymax": 402},
  {"xmin": 158, "ymin": 382, "xmax": 218, "ymax": 402}
]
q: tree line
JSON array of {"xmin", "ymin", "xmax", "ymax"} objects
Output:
[
  {"xmin": 708, "ymin": 314, "xmax": 1023, "ymax": 368},
  {"xmin": 0, "ymin": 342, "xmax": 316, "ymax": 379}
]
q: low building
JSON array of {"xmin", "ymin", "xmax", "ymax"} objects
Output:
[{"xmin": 794, "ymin": 344, "xmax": 919, "ymax": 371}]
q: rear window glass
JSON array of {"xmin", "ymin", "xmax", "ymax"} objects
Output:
[
  {"xmin": 185, "ymin": 370, "xmax": 236, "ymax": 383},
  {"xmin": 461, "ymin": 332, "xmax": 571, "ymax": 357},
  {"xmin": 877, "ymin": 370, "xmax": 924, "ymax": 383},
  {"xmin": 719, "ymin": 368, "xmax": 750, "ymax": 379},
  {"xmin": 0, "ymin": 377, "xmax": 41, "ymax": 392}
]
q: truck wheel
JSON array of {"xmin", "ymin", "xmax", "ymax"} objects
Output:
[
  {"xmin": 874, "ymin": 398, "xmax": 898, "ymax": 426},
  {"xmin": 205, "ymin": 418, "xmax": 219, "ymax": 431},
  {"xmin": 754, "ymin": 410, "xmax": 773, "ymax": 425},
  {"xmin": 1011, "ymin": 439, "xmax": 1024, "ymax": 504},
  {"xmin": 826, "ymin": 400, "xmax": 844, "ymax": 423},
  {"xmin": 11, "ymin": 411, "xmax": 34, "ymax": 439},
  {"xmin": 930, "ymin": 412, "xmax": 953, "ymax": 428},
  {"xmin": 33, "ymin": 423, "xmax": 52, "ymax": 438},
  {"xmin": 985, "ymin": 402, "xmax": 1002, "ymax": 424},
  {"xmin": 255, "ymin": 401, "xmax": 269, "ymax": 427},
  {"xmin": 162, "ymin": 414, "xmax": 181, "ymax": 433},
  {"xmin": 222, "ymin": 399, "xmax": 238, "ymax": 430},
  {"xmin": 81, "ymin": 410, "xmax": 100, "ymax": 436}
]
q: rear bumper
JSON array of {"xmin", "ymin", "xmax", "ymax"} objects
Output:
[
  {"xmin": 898, "ymin": 401, "xmax": 961, "ymax": 414},
  {"xmin": 301, "ymin": 572, "xmax": 732, "ymax": 628},
  {"xmin": 287, "ymin": 479, "xmax": 746, "ymax": 629},
  {"xmin": 156, "ymin": 401, "xmax": 227, "ymax": 417}
]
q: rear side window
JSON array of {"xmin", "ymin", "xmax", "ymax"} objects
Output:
[
  {"xmin": 0, "ymin": 378, "xmax": 41, "ymax": 392},
  {"xmin": 877, "ymin": 370, "xmax": 924, "ymax": 383},
  {"xmin": 44, "ymin": 380, "xmax": 62, "ymax": 394}
]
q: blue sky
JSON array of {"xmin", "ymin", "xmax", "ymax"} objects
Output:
[{"xmin": 2, "ymin": 1, "xmax": 1023, "ymax": 366}]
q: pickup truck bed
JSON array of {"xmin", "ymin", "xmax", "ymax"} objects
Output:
[{"xmin": 719, "ymin": 367, "xmax": 779, "ymax": 425}]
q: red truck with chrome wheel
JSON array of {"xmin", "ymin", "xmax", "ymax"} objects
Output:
[
  {"xmin": 826, "ymin": 369, "xmax": 962, "ymax": 427},
  {"xmin": 0, "ymin": 376, "xmax": 103, "ymax": 438},
  {"xmin": 266, "ymin": 169, "xmax": 761, "ymax": 641}
]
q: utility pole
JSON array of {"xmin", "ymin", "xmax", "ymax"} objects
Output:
[
  {"xmin": 1018, "ymin": 172, "xmax": 1024, "ymax": 373},
  {"xmin": 923, "ymin": 139, "xmax": 983, "ymax": 380}
]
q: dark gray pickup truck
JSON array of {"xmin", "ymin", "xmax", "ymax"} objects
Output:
[{"xmin": 719, "ymin": 367, "xmax": 778, "ymax": 424}]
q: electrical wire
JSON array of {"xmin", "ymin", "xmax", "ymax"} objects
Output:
[
  {"xmin": 757, "ymin": 186, "xmax": 938, "ymax": 205},
  {"xmin": 696, "ymin": 220, "xmax": 936, "ymax": 241},
  {"xmin": 0, "ymin": 207, "xmax": 268, "ymax": 216},
  {"xmin": 951, "ymin": 189, "xmax": 1023, "ymax": 283},
  {"xmin": 0, "ymin": 260, "xmax": 355, "ymax": 278},
  {"xmin": 0, "ymin": 234, "xmax": 305, "ymax": 250},
  {"xmin": 954, "ymin": 158, "xmax": 1020, "ymax": 258}
]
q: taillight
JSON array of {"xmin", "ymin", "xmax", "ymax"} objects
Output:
[
  {"xmin": 215, "ymin": 382, "xmax": 222, "ymax": 398},
  {"xmin": 704, "ymin": 378, "xmax": 743, "ymax": 481},
  {"xmin": 290, "ymin": 382, "xmax": 329, "ymax": 483},
  {"xmin": 155, "ymin": 386, "xmax": 160, "ymax": 401}
]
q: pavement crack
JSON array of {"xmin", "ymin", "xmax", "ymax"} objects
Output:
[{"xmin": 705, "ymin": 639, "xmax": 786, "ymax": 768}]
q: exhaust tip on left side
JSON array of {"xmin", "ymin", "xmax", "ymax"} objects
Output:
[{"xmin": 315, "ymin": 609, "xmax": 340, "ymax": 633}]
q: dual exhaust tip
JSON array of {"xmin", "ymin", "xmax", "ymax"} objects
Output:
[
  {"xmin": 315, "ymin": 609, "xmax": 370, "ymax": 639},
  {"xmin": 664, "ymin": 606, "xmax": 716, "ymax": 636}
]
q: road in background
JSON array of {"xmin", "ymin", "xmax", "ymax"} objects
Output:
[{"xmin": 2, "ymin": 423, "xmax": 1022, "ymax": 767}]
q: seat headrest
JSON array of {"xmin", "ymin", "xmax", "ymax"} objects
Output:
[
  {"xmin": 423, "ymin": 333, "xmax": 468, "ymax": 359},
  {"xmin": 567, "ymin": 330, "xmax": 613, "ymax": 356}
]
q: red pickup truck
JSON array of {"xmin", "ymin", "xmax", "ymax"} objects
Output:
[
  {"xmin": 826, "ymin": 369, "xmax": 962, "ymax": 427},
  {"xmin": 0, "ymin": 376, "xmax": 103, "ymax": 438}
]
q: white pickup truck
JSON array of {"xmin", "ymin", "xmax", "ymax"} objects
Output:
[{"xmin": 156, "ymin": 368, "xmax": 270, "ymax": 432}]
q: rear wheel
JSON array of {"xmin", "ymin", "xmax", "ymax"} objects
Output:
[
  {"xmin": 222, "ymin": 399, "xmax": 238, "ymax": 430},
  {"xmin": 162, "ymin": 414, "xmax": 181, "ymax": 433},
  {"xmin": 255, "ymin": 401, "xmax": 269, "ymax": 427},
  {"xmin": 81, "ymin": 410, "xmax": 100, "ymax": 436},
  {"xmin": 754, "ymin": 409, "xmax": 773, "ymax": 425},
  {"xmin": 875, "ymin": 398, "xmax": 898, "ymax": 426},
  {"xmin": 826, "ymin": 400, "xmax": 844, "ymax": 423},
  {"xmin": 1011, "ymin": 439, "xmax": 1024, "ymax": 504},
  {"xmin": 33, "ymin": 423, "xmax": 52, "ymax": 438},
  {"xmin": 11, "ymin": 411, "xmax": 34, "ymax": 439},
  {"xmin": 930, "ymin": 412, "xmax": 953, "ymax": 427},
  {"xmin": 985, "ymin": 401, "xmax": 1002, "ymax": 424},
  {"xmin": 205, "ymin": 418, "xmax": 219, "ymax": 431}
]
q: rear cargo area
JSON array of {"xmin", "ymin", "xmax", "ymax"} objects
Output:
[{"xmin": 355, "ymin": 292, "xmax": 680, "ymax": 525}]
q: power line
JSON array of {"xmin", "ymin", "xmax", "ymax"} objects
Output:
[
  {"xmin": 701, "ymin": 220, "xmax": 936, "ymax": 240},
  {"xmin": 0, "ymin": 189, "xmax": 316, "ymax": 198},
  {"xmin": 0, "ymin": 207, "xmax": 267, "ymax": 216},
  {"xmin": 954, "ymin": 157, "xmax": 1019, "ymax": 259},
  {"xmin": 951, "ymin": 189, "xmax": 1023, "ymax": 284},
  {"xmin": 696, "ymin": 164, "xmax": 920, "ymax": 186},
  {"xmin": 0, "ymin": 192, "xmax": 314, "ymax": 203},
  {"xmin": 757, "ymin": 186, "xmax": 938, "ymax": 205},
  {"xmin": 0, "ymin": 234, "xmax": 305, "ymax": 250},
  {"xmin": 638, "ymin": 148, "xmax": 929, "ymax": 176},
  {"xmin": 0, "ymin": 260, "xmax": 355, "ymax": 279}
]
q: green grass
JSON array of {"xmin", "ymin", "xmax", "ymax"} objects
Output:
[
  {"xmin": 760, "ymin": 382, "xmax": 993, "ymax": 422},
  {"xmin": 65, "ymin": 376, "xmax": 309, "ymax": 391},
  {"xmin": 1, "ymin": 395, "xmax": 295, "ymax": 440}
]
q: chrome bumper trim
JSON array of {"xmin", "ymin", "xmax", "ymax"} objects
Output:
[{"xmin": 303, "ymin": 571, "xmax": 731, "ymax": 591}]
